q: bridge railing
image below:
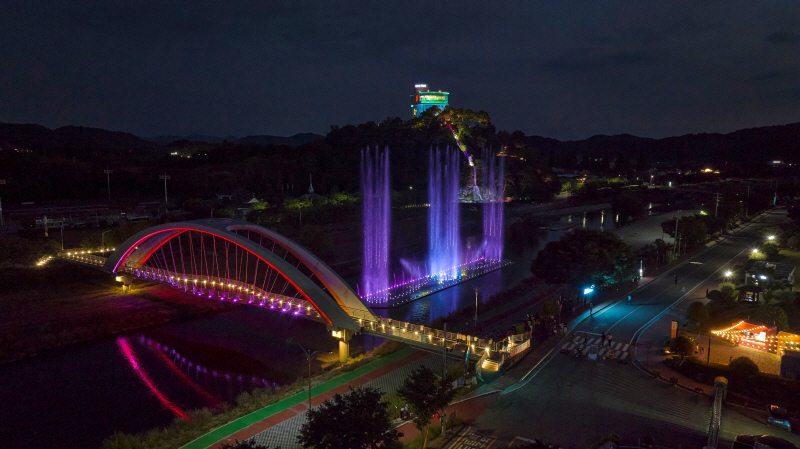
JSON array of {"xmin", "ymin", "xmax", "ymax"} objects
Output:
[
  {"xmin": 350, "ymin": 312, "xmax": 505, "ymax": 355},
  {"xmin": 59, "ymin": 250, "xmax": 109, "ymax": 267},
  {"xmin": 121, "ymin": 265, "xmax": 324, "ymax": 320}
]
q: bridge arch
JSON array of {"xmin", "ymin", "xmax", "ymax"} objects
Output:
[{"xmin": 104, "ymin": 219, "xmax": 374, "ymax": 331}]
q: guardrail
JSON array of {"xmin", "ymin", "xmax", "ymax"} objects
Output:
[{"xmin": 707, "ymin": 377, "xmax": 727, "ymax": 449}]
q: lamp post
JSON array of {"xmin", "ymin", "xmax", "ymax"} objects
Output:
[
  {"xmin": 0, "ymin": 178, "xmax": 5, "ymax": 227},
  {"xmin": 101, "ymin": 230, "xmax": 112, "ymax": 251},
  {"xmin": 287, "ymin": 338, "xmax": 318, "ymax": 417},
  {"xmin": 469, "ymin": 283, "xmax": 494, "ymax": 327},
  {"xmin": 104, "ymin": 169, "xmax": 113, "ymax": 201},
  {"xmin": 160, "ymin": 173, "xmax": 171, "ymax": 212}
]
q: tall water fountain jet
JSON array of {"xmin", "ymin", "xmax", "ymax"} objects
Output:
[
  {"xmin": 429, "ymin": 147, "xmax": 461, "ymax": 281},
  {"xmin": 482, "ymin": 148, "xmax": 504, "ymax": 262},
  {"xmin": 361, "ymin": 147, "xmax": 391, "ymax": 303}
]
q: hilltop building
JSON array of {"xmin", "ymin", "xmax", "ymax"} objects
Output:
[{"xmin": 411, "ymin": 84, "xmax": 449, "ymax": 117}]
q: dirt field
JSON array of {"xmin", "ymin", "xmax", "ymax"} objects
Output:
[{"xmin": 0, "ymin": 260, "xmax": 235, "ymax": 363}]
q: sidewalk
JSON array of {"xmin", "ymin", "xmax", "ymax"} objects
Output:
[{"xmin": 182, "ymin": 346, "xmax": 425, "ymax": 449}]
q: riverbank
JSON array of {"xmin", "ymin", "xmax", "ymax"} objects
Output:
[{"xmin": 0, "ymin": 261, "xmax": 236, "ymax": 364}]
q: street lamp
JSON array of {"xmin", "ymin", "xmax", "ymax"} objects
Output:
[
  {"xmin": 101, "ymin": 230, "xmax": 112, "ymax": 251},
  {"xmin": 469, "ymin": 283, "xmax": 494, "ymax": 327},
  {"xmin": 287, "ymin": 338, "xmax": 318, "ymax": 417},
  {"xmin": 724, "ymin": 270, "xmax": 732, "ymax": 278},
  {"xmin": 767, "ymin": 235, "xmax": 775, "ymax": 241},
  {"xmin": 160, "ymin": 173, "xmax": 171, "ymax": 212},
  {"xmin": 104, "ymin": 169, "xmax": 113, "ymax": 201}
]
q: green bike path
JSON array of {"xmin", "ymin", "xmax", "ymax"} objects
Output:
[{"xmin": 182, "ymin": 346, "xmax": 418, "ymax": 449}]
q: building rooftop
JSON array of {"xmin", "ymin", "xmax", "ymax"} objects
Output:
[{"xmin": 747, "ymin": 261, "xmax": 796, "ymax": 279}]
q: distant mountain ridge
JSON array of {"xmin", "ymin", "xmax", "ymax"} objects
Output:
[
  {"xmin": 528, "ymin": 122, "xmax": 800, "ymax": 164},
  {"xmin": 148, "ymin": 133, "xmax": 322, "ymax": 146},
  {"xmin": 0, "ymin": 123, "xmax": 324, "ymax": 157}
]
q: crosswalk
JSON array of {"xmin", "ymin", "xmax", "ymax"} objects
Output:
[{"xmin": 559, "ymin": 335, "xmax": 630, "ymax": 362}]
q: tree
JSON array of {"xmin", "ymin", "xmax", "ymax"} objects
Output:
[
  {"xmin": 538, "ymin": 298, "xmax": 560, "ymax": 321},
  {"xmin": 661, "ymin": 214, "xmax": 708, "ymax": 249},
  {"xmin": 728, "ymin": 356, "xmax": 760, "ymax": 385},
  {"xmin": 685, "ymin": 301, "xmax": 709, "ymax": 328},
  {"xmin": 397, "ymin": 366, "xmax": 454, "ymax": 449},
  {"xmin": 297, "ymin": 386, "xmax": 401, "ymax": 449},
  {"xmin": 752, "ymin": 305, "xmax": 789, "ymax": 331},
  {"xmin": 719, "ymin": 282, "xmax": 737, "ymax": 303},
  {"xmin": 611, "ymin": 193, "xmax": 643, "ymax": 223},
  {"xmin": 530, "ymin": 229, "xmax": 634, "ymax": 290},
  {"xmin": 669, "ymin": 335, "xmax": 695, "ymax": 360}
]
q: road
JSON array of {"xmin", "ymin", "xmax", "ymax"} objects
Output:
[{"xmin": 463, "ymin": 211, "xmax": 800, "ymax": 448}]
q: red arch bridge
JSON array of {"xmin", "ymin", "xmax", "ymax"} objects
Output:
[{"xmin": 57, "ymin": 219, "xmax": 509, "ymax": 369}]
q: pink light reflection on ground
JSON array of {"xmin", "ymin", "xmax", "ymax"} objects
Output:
[{"xmin": 116, "ymin": 336, "xmax": 191, "ymax": 421}]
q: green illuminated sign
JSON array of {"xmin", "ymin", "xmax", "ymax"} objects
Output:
[{"xmin": 419, "ymin": 94, "xmax": 448, "ymax": 104}]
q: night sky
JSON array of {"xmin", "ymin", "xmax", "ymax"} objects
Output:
[{"xmin": 2, "ymin": 1, "xmax": 800, "ymax": 140}]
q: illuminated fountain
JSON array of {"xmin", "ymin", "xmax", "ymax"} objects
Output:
[
  {"xmin": 481, "ymin": 147, "xmax": 504, "ymax": 262},
  {"xmin": 361, "ymin": 148, "xmax": 391, "ymax": 304},
  {"xmin": 428, "ymin": 147, "xmax": 461, "ymax": 281},
  {"xmin": 362, "ymin": 146, "xmax": 510, "ymax": 308}
]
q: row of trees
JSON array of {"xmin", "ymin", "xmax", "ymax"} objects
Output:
[
  {"xmin": 530, "ymin": 229, "xmax": 635, "ymax": 291},
  {"xmin": 293, "ymin": 365, "xmax": 453, "ymax": 449}
]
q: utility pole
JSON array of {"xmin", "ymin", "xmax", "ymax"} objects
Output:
[
  {"xmin": 713, "ymin": 192, "xmax": 722, "ymax": 218},
  {"xmin": 442, "ymin": 322, "xmax": 448, "ymax": 437},
  {"xmin": 672, "ymin": 216, "xmax": 680, "ymax": 260},
  {"xmin": 160, "ymin": 173, "xmax": 171, "ymax": 212},
  {"xmin": 104, "ymin": 169, "xmax": 113, "ymax": 201},
  {"xmin": 43, "ymin": 215, "xmax": 49, "ymax": 237},
  {"xmin": 773, "ymin": 179, "xmax": 778, "ymax": 206},
  {"xmin": 0, "ymin": 178, "xmax": 5, "ymax": 227},
  {"xmin": 745, "ymin": 183, "xmax": 751, "ymax": 218}
]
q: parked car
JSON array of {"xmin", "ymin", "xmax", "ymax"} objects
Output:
[
  {"xmin": 732, "ymin": 435, "xmax": 796, "ymax": 449},
  {"xmin": 768, "ymin": 405, "xmax": 792, "ymax": 432}
]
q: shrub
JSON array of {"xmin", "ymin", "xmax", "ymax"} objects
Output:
[
  {"xmin": 752, "ymin": 305, "xmax": 789, "ymax": 331},
  {"xmin": 729, "ymin": 356, "xmax": 759, "ymax": 385},
  {"xmin": 719, "ymin": 282, "xmax": 737, "ymax": 302},
  {"xmin": 670, "ymin": 335, "xmax": 695, "ymax": 360},
  {"xmin": 685, "ymin": 302, "xmax": 709, "ymax": 328}
]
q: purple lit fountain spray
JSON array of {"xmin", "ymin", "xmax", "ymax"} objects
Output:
[
  {"xmin": 361, "ymin": 147, "xmax": 391, "ymax": 304},
  {"xmin": 428, "ymin": 147, "xmax": 461, "ymax": 281},
  {"xmin": 482, "ymin": 147, "xmax": 504, "ymax": 262}
]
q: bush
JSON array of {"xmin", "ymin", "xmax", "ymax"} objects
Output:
[
  {"xmin": 719, "ymin": 282, "xmax": 737, "ymax": 302},
  {"xmin": 670, "ymin": 335, "xmax": 695, "ymax": 360},
  {"xmin": 685, "ymin": 302, "xmax": 709, "ymax": 328},
  {"xmin": 729, "ymin": 356, "xmax": 760, "ymax": 385},
  {"xmin": 752, "ymin": 305, "xmax": 789, "ymax": 331}
]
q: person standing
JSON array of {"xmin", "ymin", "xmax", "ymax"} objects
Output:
[
  {"xmin": 601, "ymin": 332, "xmax": 606, "ymax": 347},
  {"xmin": 608, "ymin": 334, "xmax": 613, "ymax": 348}
]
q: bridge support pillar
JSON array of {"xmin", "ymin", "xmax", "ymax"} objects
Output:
[{"xmin": 329, "ymin": 327, "xmax": 353, "ymax": 363}]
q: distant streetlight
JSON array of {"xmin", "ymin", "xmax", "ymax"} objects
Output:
[
  {"xmin": 767, "ymin": 235, "xmax": 775, "ymax": 241},
  {"xmin": 724, "ymin": 270, "xmax": 732, "ymax": 278},
  {"xmin": 104, "ymin": 169, "xmax": 113, "ymax": 201},
  {"xmin": 751, "ymin": 248, "xmax": 758, "ymax": 254},
  {"xmin": 469, "ymin": 283, "xmax": 494, "ymax": 327},
  {"xmin": 101, "ymin": 230, "xmax": 112, "ymax": 251},
  {"xmin": 159, "ymin": 173, "xmax": 171, "ymax": 211},
  {"xmin": 287, "ymin": 338, "xmax": 318, "ymax": 417}
]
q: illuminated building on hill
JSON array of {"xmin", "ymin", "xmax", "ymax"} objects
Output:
[{"xmin": 411, "ymin": 84, "xmax": 449, "ymax": 117}]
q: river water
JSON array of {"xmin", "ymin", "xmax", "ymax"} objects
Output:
[{"xmin": 0, "ymin": 205, "xmax": 697, "ymax": 449}]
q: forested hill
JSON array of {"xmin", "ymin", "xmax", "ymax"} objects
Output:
[
  {"xmin": 532, "ymin": 122, "xmax": 800, "ymax": 167},
  {"xmin": 0, "ymin": 124, "xmax": 157, "ymax": 157}
]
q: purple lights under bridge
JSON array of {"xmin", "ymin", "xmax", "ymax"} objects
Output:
[{"xmin": 57, "ymin": 219, "xmax": 513, "ymax": 365}]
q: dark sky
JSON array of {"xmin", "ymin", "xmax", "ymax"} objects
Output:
[{"xmin": 2, "ymin": 1, "xmax": 800, "ymax": 140}]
